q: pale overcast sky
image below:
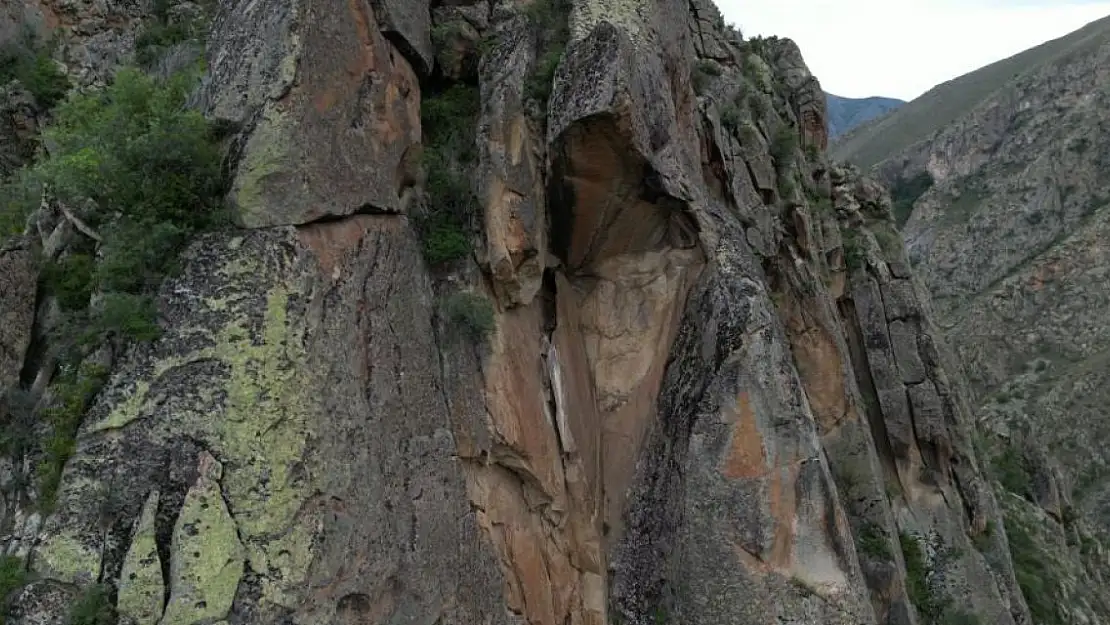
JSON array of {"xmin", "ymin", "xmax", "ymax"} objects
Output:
[{"xmin": 715, "ymin": 0, "xmax": 1110, "ymax": 101}]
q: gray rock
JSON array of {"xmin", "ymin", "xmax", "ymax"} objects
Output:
[
  {"xmin": 204, "ymin": 0, "xmax": 423, "ymax": 227},
  {"xmin": 0, "ymin": 238, "xmax": 36, "ymax": 390}
]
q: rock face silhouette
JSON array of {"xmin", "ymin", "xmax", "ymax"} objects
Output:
[{"xmin": 1, "ymin": 0, "xmax": 1103, "ymax": 624}]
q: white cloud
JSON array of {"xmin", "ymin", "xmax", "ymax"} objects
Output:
[{"xmin": 714, "ymin": 0, "xmax": 1110, "ymax": 100}]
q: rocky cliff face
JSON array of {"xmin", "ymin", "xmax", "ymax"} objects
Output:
[
  {"xmin": 0, "ymin": 0, "xmax": 1067, "ymax": 624},
  {"xmin": 829, "ymin": 16, "xmax": 1110, "ymax": 624}
]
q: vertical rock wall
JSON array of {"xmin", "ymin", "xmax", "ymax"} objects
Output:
[{"xmin": 0, "ymin": 0, "xmax": 1051, "ymax": 623}]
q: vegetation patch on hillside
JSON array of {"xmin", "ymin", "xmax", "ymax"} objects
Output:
[
  {"xmin": 889, "ymin": 170, "xmax": 934, "ymax": 226},
  {"xmin": 1004, "ymin": 512, "xmax": 1063, "ymax": 625},
  {"xmin": 0, "ymin": 31, "xmax": 69, "ymax": 109}
]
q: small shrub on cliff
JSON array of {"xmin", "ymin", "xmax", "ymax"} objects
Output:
[
  {"xmin": 992, "ymin": 446, "xmax": 1033, "ymax": 500},
  {"xmin": 443, "ymin": 292, "xmax": 496, "ymax": 342},
  {"xmin": 900, "ymin": 531, "xmax": 949, "ymax": 623},
  {"xmin": 856, "ymin": 523, "xmax": 893, "ymax": 560},
  {"xmin": 770, "ymin": 126, "xmax": 799, "ymax": 170},
  {"xmin": 134, "ymin": 0, "xmax": 205, "ymax": 67},
  {"xmin": 692, "ymin": 60, "xmax": 721, "ymax": 95},
  {"xmin": 719, "ymin": 104, "xmax": 742, "ymax": 133},
  {"xmin": 889, "ymin": 170, "xmax": 934, "ymax": 227},
  {"xmin": 41, "ymin": 253, "xmax": 96, "ymax": 311},
  {"xmin": 1005, "ymin": 514, "xmax": 1063, "ymax": 625},
  {"xmin": 0, "ymin": 555, "xmax": 27, "ymax": 606},
  {"xmin": 0, "ymin": 37, "xmax": 69, "ymax": 109},
  {"xmin": 68, "ymin": 583, "xmax": 117, "ymax": 625},
  {"xmin": 523, "ymin": 0, "xmax": 571, "ymax": 108},
  {"xmin": 418, "ymin": 84, "xmax": 480, "ymax": 266}
]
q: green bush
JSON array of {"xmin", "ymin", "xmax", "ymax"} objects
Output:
[
  {"xmin": 972, "ymin": 519, "xmax": 994, "ymax": 552},
  {"xmin": 889, "ymin": 171, "xmax": 933, "ymax": 227},
  {"xmin": 418, "ymin": 84, "xmax": 480, "ymax": 266},
  {"xmin": 525, "ymin": 47, "xmax": 564, "ymax": 104},
  {"xmin": 41, "ymin": 254, "xmax": 96, "ymax": 311},
  {"xmin": 2, "ymin": 65, "xmax": 224, "ymax": 341},
  {"xmin": 747, "ymin": 92, "xmax": 768, "ymax": 119},
  {"xmin": 68, "ymin": 583, "xmax": 116, "ymax": 625},
  {"xmin": 523, "ymin": 0, "xmax": 570, "ymax": 108},
  {"xmin": 0, "ymin": 555, "xmax": 27, "ymax": 606},
  {"xmin": 1004, "ymin": 515, "xmax": 1062, "ymax": 625},
  {"xmin": 0, "ymin": 43, "xmax": 69, "ymax": 109},
  {"xmin": 134, "ymin": 0, "xmax": 204, "ymax": 67},
  {"xmin": 842, "ymin": 233, "xmax": 865, "ymax": 271},
  {"xmin": 719, "ymin": 105, "xmax": 742, "ymax": 133},
  {"xmin": 770, "ymin": 126, "xmax": 798, "ymax": 170},
  {"xmin": 900, "ymin": 531, "xmax": 949, "ymax": 623},
  {"xmin": 443, "ymin": 292, "xmax": 496, "ymax": 341},
  {"xmin": 992, "ymin": 447, "xmax": 1033, "ymax": 499},
  {"xmin": 856, "ymin": 523, "xmax": 893, "ymax": 560},
  {"xmin": 692, "ymin": 60, "xmax": 721, "ymax": 95},
  {"xmin": 88, "ymin": 293, "xmax": 162, "ymax": 342}
]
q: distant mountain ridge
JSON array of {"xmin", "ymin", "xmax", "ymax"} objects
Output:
[{"xmin": 824, "ymin": 92, "xmax": 904, "ymax": 138}]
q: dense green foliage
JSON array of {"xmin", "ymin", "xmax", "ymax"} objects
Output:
[
  {"xmin": 992, "ymin": 447, "xmax": 1034, "ymax": 500},
  {"xmin": 1005, "ymin": 514, "xmax": 1062, "ymax": 625},
  {"xmin": 0, "ymin": 64, "xmax": 224, "ymax": 511},
  {"xmin": 0, "ymin": 66, "xmax": 225, "ymax": 342},
  {"xmin": 0, "ymin": 38, "xmax": 69, "ymax": 109},
  {"xmin": 443, "ymin": 292, "xmax": 496, "ymax": 341},
  {"xmin": 417, "ymin": 84, "xmax": 480, "ymax": 266},
  {"xmin": 890, "ymin": 171, "xmax": 934, "ymax": 226},
  {"xmin": 67, "ymin": 584, "xmax": 116, "ymax": 625},
  {"xmin": 856, "ymin": 523, "xmax": 893, "ymax": 559},
  {"xmin": 0, "ymin": 555, "xmax": 27, "ymax": 612}
]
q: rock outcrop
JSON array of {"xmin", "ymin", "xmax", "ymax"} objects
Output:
[
  {"xmin": 0, "ymin": 0, "xmax": 1085, "ymax": 623},
  {"xmin": 830, "ymin": 13, "xmax": 1110, "ymax": 624}
]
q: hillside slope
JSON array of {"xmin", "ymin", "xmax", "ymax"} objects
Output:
[
  {"xmin": 830, "ymin": 14, "xmax": 1110, "ymax": 169},
  {"xmin": 0, "ymin": 1, "xmax": 1106, "ymax": 624},
  {"xmin": 826, "ymin": 93, "xmax": 904, "ymax": 138},
  {"xmin": 827, "ymin": 13, "xmax": 1110, "ymax": 622}
]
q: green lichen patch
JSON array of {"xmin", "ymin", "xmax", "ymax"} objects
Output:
[
  {"xmin": 32, "ymin": 527, "xmax": 101, "ymax": 586},
  {"xmin": 116, "ymin": 490, "xmax": 164, "ymax": 625},
  {"xmin": 160, "ymin": 453, "xmax": 245, "ymax": 625},
  {"xmin": 214, "ymin": 286, "xmax": 313, "ymax": 542},
  {"xmin": 231, "ymin": 107, "xmax": 292, "ymax": 226}
]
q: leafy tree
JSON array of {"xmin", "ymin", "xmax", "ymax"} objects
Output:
[{"xmin": 0, "ymin": 64, "xmax": 225, "ymax": 341}]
